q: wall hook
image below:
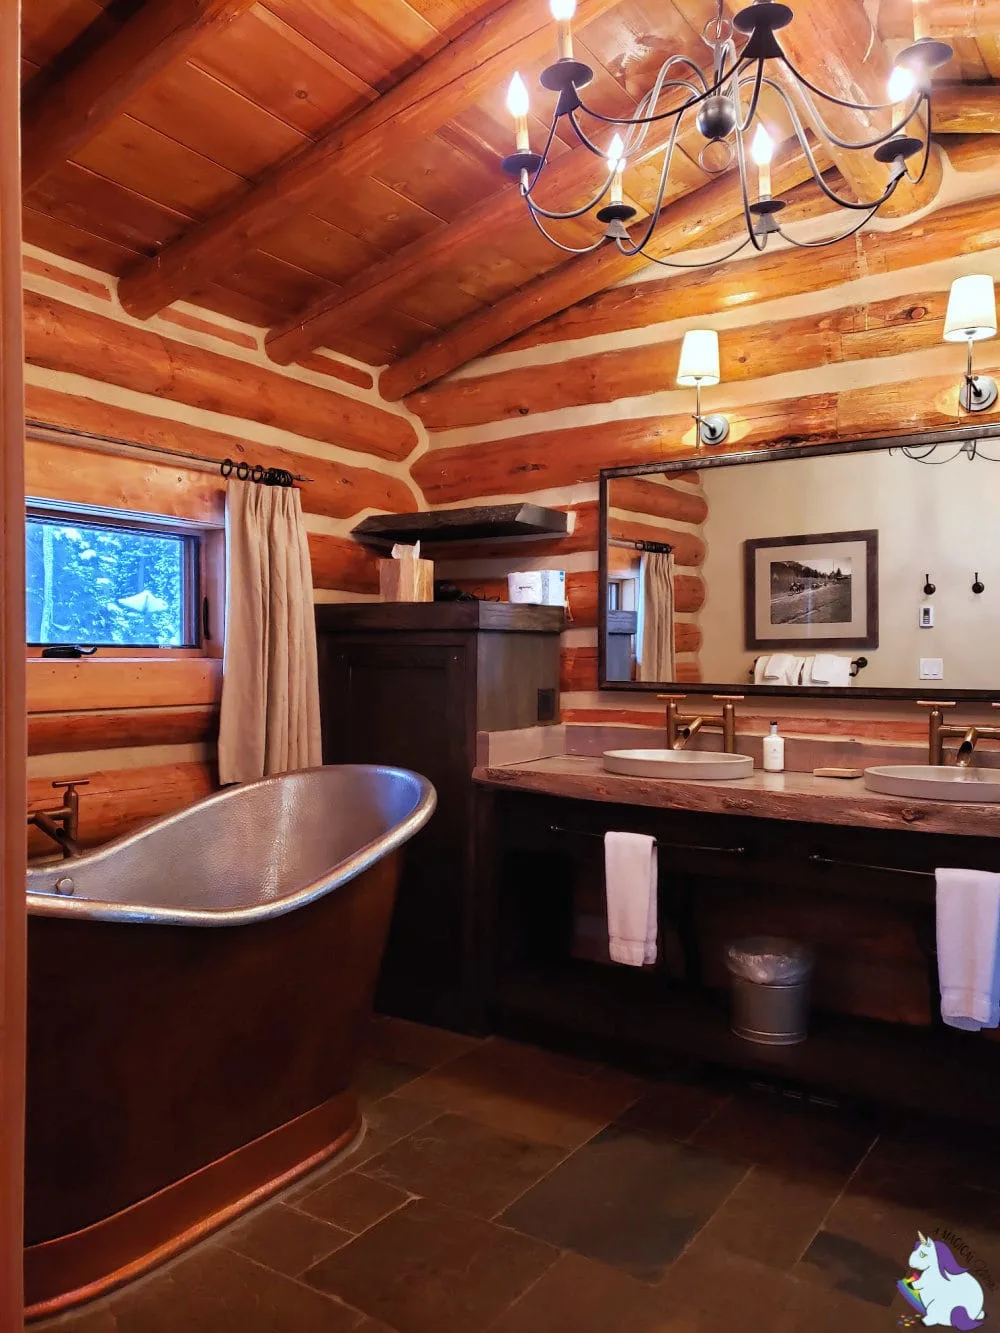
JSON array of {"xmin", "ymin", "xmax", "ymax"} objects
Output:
[
  {"xmin": 923, "ymin": 574, "xmax": 936, "ymax": 596},
  {"xmin": 973, "ymin": 572, "xmax": 986, "ymax": 595}
]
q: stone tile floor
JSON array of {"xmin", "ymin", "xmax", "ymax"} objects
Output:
[{"xmin": 35, "ymin": 1016, "xmax": 1000, "ymax": 1332}]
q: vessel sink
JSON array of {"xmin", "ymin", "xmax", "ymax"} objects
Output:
[
  {"xmin": 864, "ymin": 764, "xmax": 1000, "ymax": 803},
  {"xmin": 602, "ymin": 749, "xmax": 754, "ymax": 781}
]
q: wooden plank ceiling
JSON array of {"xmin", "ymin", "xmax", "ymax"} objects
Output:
[{"xmin": 19, "ymin": 0, "xmax": 1000, "ymax": 378}]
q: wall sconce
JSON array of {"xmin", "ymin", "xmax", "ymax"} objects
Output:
[
  {"xmin": 944, "ymin": 274, "xmax": 997, "ymax": 414},
  {"xmin": 677, "ymin": 329, "xmax": 729, "ymax": 446}
]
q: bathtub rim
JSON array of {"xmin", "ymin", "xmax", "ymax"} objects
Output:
[{"xmin": 25, "ymin": 763, "xmax": 436, "ymax": 927}]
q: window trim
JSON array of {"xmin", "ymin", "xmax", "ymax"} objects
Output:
[{"xmin": 25, "ymin": 501, "xmax": 205, "ymax": 651}]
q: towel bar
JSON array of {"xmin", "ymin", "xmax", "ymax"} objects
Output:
[
  {"xmin": 808, "ymin": 853, "xmax": 932, "ymax": 880},
  {"xmin": 549, "ymin": 825, "xmax": 745, "ymax": 857},
  {"xmin": 748, "ymin": 656, "xmax": 868, "ymax": 681}
]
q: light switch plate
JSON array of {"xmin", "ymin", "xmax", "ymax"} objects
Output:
[
  {"xmin": 918, "ymin": 604, "xmax": 934, "ymax": 628},
  {"xmin": 920, "ymin": 658, "xmax": 944, "ymax": 680}
]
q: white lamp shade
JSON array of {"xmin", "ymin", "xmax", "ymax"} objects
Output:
[
  {"xmin": 677, "ymin": 329, "xmax": 721, "ymax": 386},
  {"xmin": 550, "ymin": 0, "xmax": 576, "ymax": 18},
  {"xmin": 944, "ymin": 275, "xmax": 997, "ymax": 343}
]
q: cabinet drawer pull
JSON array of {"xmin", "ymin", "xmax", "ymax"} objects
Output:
[
  {"xmin": 808, "ymin": 853, "xmax": 932, "ymax": 881},
  {"xmin": 549, "ymin": 825, "xmax": 745, "ymax": 857}
]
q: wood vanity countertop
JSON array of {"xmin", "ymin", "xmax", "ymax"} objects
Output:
[{"xmin": 473, "ymin": 755, "xmax": 1000, "ymax": 838}]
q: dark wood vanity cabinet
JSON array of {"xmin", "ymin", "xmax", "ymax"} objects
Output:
[
  {"xmin": 483, "ymin": 789, "xmax": 1000, "ymax": 1128},
  {"xmin": 315, "ymin": 603, "xmax": 563, "ymax": 1031}
]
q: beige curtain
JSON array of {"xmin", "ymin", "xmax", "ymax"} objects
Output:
[
  {"xmin": 638, "ymin": 551, "xmax": 676, "ymax": 683},
  {"xmin": 218, "ymin": 481, "xmax": 322, "ymax": 784}
]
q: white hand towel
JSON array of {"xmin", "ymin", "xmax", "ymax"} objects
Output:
[
  {"xmin": 753, "ymin": 655, "xmax": 769, "ymax": 684},
  {"xmin": 936, "ymin": 868, "xmax": 1000, "ymax": 1030},
  {"xmin": 807, "ymin": 653, "xmax": 853, "ymax": 687},
  {"xmin": 763, "ymin": 652, "xmax": 796, "ymax": 682},
  {"xmin": 762, "ymin": 653, "xmax": 805, "ymax": 686},
  {"xmin": 605, "ymin": 831, "xmax": 657, "ymax": 967}
]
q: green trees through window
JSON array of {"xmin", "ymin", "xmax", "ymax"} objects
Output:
[{"xmin": 26, "ymin": 514, "xmax": 196, "ymax": 647}]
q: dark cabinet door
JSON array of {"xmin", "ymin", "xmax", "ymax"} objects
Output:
[{"xmin": 318, "ymin": 637, "xmax": 476, "ymax": 1022}]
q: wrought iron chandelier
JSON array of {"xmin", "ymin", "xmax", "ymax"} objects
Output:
[{"xmin": 501, "ymin": 0, "xmax": 953, "ymax": 268}]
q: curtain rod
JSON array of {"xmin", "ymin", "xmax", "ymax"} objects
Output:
[
  {"xmin": 609, "ymin": 537, "xmax": 674, "ymax": 554},
  {"xmin": 25, "ymin": 419, "xmax": 314, "ymax": 483}
]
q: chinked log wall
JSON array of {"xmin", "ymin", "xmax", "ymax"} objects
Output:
[
  {"xmin": 405, "ymin": 192, "xmax": 1000, "ymax": 737},
  {"xmin": 23, "ymin": 251, "xmax": 423, "ymax": 855}
]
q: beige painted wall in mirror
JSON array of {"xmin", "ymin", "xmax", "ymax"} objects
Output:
[{"xmin": 698, "ymin": 449, "xmax": 1000, "ymax": 690}]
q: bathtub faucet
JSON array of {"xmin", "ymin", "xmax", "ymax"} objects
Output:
[{"xmin": 28, "ymin": 779, "xmax": 88, "ymax": 859}]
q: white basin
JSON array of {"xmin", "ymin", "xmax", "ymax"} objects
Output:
[
  {"xmin": 864, "ymin": 764, "xmax": 1000, "ymax": 803},
  {"xmin": 603, "ymin": 749, "xmax": 754, "ymax": 781}
]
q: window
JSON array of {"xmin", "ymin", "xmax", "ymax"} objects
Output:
[{"xmin": 26, "ymin": 507, "xmax": 201, "ymax": 648}]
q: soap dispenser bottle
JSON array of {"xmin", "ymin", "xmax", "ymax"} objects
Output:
[{"xmin": 762, "ymin": 721, "xmax": 785, "ymax": 773}]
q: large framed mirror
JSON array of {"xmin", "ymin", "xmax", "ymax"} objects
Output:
[{"xmin": 598, "ymin": 425, "xmax": 1000, "ymax": 700}]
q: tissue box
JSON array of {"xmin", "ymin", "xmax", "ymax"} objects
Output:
[
  {"xmin": 507, "ymin": 570, "xmax": 566, "ymax": 606},
  {"xmin": 379, "ymin": 543, "xmax": 434, "ymax": 601}
]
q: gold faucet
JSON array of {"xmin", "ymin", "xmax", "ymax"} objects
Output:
[
  {"xmin": 27, "ymin": 779, "xmax": 88, "ymax": 858},
  {"xmin": 659, "ymin": 694, "xmax": 743, "ymax": 754},
  {"xmin": 921, "ymin": 702, "xmax": 1000, "ymax": 767}
]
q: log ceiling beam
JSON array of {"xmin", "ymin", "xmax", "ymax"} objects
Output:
[
  {"xmin": 378, "ymin": 146, "xmax": 819, "ymax": 401},
  {"xmin": 21, "ymin": 0, "xmax": 257, "ymax": 193},
  {"xmin": 116, "ymin": 0, "xmax": 623, "ymax": 321},
  {"xmin": 931, "ymin": 85, "xmax": 1000, "ymax": 135},
  {"xmin": 914, "ymin": 0, "xmax": 1000, "ymax": 37}
]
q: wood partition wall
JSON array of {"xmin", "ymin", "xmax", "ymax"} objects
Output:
[{"xmin": 1, "ymin": 0, "xmax": 27, "ymax": 1324}]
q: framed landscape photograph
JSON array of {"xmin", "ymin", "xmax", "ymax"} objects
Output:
[{"xmin": 744, "ymin": 529, "xmax": 879, "ymax": 650}]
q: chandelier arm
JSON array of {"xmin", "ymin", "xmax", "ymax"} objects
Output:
[
  {"xmin": 753, "ymin": 72, "xmax": 918, "ymax": 157},
  {"xmin": 899, "ymin": 114, "xmax": 933, "ymax": 184},
  {"xmin": 567, "ymin": 110, "xmax": 614, "ymax": 158},
  {"xmin": 736, "ymin": 58, "xmax": 765, "ymax": 134},
  {"xmin": 574, "ymin": 55, "xmax": 750, "ymax": 128},
  {"xmin": 622, "ymin": 235, "xmax": 753, "ymax": 269},
  {"xmin": 775, "ymin": 49, "xmax": 896, "ymax": 115},
  {"xmin": 894, "ymin": 446, "xmax": 969, "ymax": 464},
  {"xmin": 757, "ymin": 77, "xmax": 899, "ymax": 210},
  {"xmin": 523, "ymin": 169, "xmax": 619, "ymax": 219},
  {"xmin": 612, "ymin": 110, "xmax": 686, "ymax": 257},
  {"xmin": 623, "ymin": 76, "xmax": 709, "ymax": 160},
  {"xmin": 775, "ymin": 203, "xmax": 880, "ymax": 249},
  {"xmin": 524, "ymin": 204, "xmax": 611, "ymax": 254}
]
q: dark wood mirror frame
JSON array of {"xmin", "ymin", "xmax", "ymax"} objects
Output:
[{"xmin": 598, "ymin": 423, "xmax": 1000, "ymax": 702}]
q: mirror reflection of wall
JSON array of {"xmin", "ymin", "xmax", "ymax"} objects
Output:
[{"xmin": 603, "ymin": 445, "xmax": 1000, "ymax": 693}]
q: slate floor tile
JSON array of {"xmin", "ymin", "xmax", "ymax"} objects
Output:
[
  {"xmin": 218, "ymin": 1200, "xmax": 351, "ymax": 1276},
  {"xmin": 302, "ymin": 1197, "xmax": 559, "ymax": 1333},
  {"xmin": 283, "ymin": 1096, "xmax": 438, "ymax": 1198},
  {"xmin": 690, "ymin": 1089, "xmax": 878, "ymax": 1179},
  {"xmin": 362, "ymin": 1112, "xmax": 567, "ymax": 1218},
  {"xmin": 295, "ymin": 1169, "xmax": 411, "ymax": 1232},
  {"xmin": 92, "ymin": 1243, "xmax": 370, "ymax": 1333},
  {"xmin": 501, "ymin": 1121, "xmax": 747, "ymax": 1281},
  {"xmin": 487, "ymin": 1252, "xmax": 672, "ymax": 1333},
  {"xmin": 686, "ymin": 1163, "xmax": 842, "ymax": 1271},
  {"xmin": 395, "ymin": 1038, "xmax": 643, "ymax": 1148},
  {"xmin": 615, "ymin": 1074, "xmax": 732, "ymax": 1143}
]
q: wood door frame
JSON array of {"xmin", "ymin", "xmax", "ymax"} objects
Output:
[{"xmin": 1, "ymin": 0, "xmax": 27, "ymax": 1326}]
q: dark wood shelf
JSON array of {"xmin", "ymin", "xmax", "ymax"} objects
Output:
[
  {"xmin": 492, "ymin": 962, "xmax": 1000, "ymax": 1128},
  {"xmin": 352, "ymin": 503, "xmax": 570, "ymax": 548},
  {"xmin": 316, "ymin": 602, "xmax": 565, "ymax": 634}
]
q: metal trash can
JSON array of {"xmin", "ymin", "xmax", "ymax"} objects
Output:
[{"xmin": 725, "ymin": 936, "xmax": 814, "ymax": 1046}]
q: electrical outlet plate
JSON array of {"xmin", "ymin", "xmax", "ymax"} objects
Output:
[{"xmin": 920, "ymin": 658, "xmax": 944, "ymax": 680}]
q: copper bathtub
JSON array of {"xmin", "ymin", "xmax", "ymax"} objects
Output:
[{"xmin": 24, "ymin": 764, "xmax": 435, "ymax": 1318}]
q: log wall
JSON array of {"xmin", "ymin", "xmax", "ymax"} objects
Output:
[
  {"xmin": 410, "ymin": 192, "xmax": 1000, "ymax": 736},
  {"xmin": 22, "ymin": 246, "xmax": 423, "ymax": 853}
]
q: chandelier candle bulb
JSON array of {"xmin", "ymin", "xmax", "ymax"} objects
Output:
[
  {"xmin": 550, "ymin": 0, "xmax": 576, "ymax": 60},
  {"xmin": 750, "ymin": 125, "xmax": 774, "ymax": 199},
  {"xmin": 507, "ymin": 72, "xmax": 531, "ymax": 153},
  {"xmin": 607, "ymin": 133, "xmax": 626, "ymax": 205},
  {"xmin": 887, "ymin": 65, "xmax": 916, "ymax": 130}
]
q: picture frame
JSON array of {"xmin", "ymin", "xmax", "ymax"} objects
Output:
[{"xmin": 744, "ymin": 529, "xmax": 879, "ymax": 651}]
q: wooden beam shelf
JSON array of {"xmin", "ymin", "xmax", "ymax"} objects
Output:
[{"xmin": 351, "ymin": 503, "xmax": 571, "ymax": 549}]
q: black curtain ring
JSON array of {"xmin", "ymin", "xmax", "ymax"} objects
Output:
[
  {"xmin": 279, "ymin": 469, "xmax": 293, "ymax": 486},
  {"xmin": 220, "ymin": 458, "xmax": 233, "ymax": 478},
  {"xmin": 236, "ymin": 460, "xmax": 250, "ymax": 481},
  {"xmin": 251, "ymin": 464, "xmax": 265, "ymax": 484}
]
